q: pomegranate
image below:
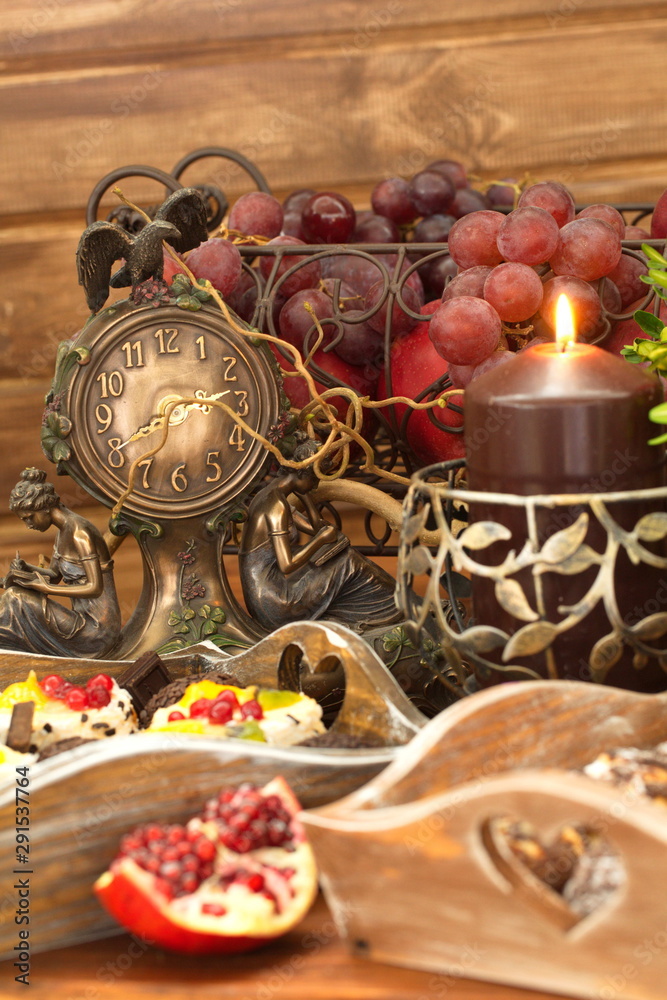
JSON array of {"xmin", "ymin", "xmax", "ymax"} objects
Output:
[{"xmin": 94, "ymin": 777, "xmax": 317, "ymax": 955}]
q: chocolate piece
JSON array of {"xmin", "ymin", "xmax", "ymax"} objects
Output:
[
  {"xmin": 139, "ymin": 671, "xmax": 237, "ymax": 727},
  {"xmin": 117, "ymin": 650, "xmax": 173, "ymax": 713},
  {"xmin": 7, "ymin": 701, "xmax": 35, "ymax": 753},
  {"xmin": 37, "ymin": 737, "xmax": 95, "ymax": 760}
]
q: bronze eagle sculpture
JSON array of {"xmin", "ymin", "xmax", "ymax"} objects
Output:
[{"xmin": 76, "ymin": 187, "xmax": 209, "ymax": 313}]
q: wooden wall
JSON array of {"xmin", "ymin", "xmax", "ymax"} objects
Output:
[{"xmin": 1, "ymin": 0, "xmax": 667, "ymax": 515}]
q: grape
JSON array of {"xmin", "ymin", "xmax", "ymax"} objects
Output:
[
  {"xmin": 624, "ymin": 224, "xmax": 651, "ymax": 240},
  {"xmin": 472, "ymin": 350, "xmax": 517, "ymax": 380},
  {"xmin": 186, "ymin": 238, "xmax": 242, "ymax": 297},
  {"xmin": 364, "ymin": 278, "xmax": 422, "ymax": 336},
  {"xmin": 418, "ymin": 253, "xmax": 457, "ymax": 299},
  {"xmin": 409, "ymin": 170, "xmax": 455, "ymax": 216},
  {"xmin": 597, "ymin": 278, "xmax": 622, "ymax": 316},
  {"xmin": 496, "ymin": 206, "xmax": 559, "ymax": 266},
  {"xmin": 486, "ymin": 179, "xmax": 517, "ymax": 208},
  {"xmin": 447, "ymin": 362, "xmax": 476, "ymax": 388},
  {"xmin": 425, "ymin": 159, "xmax": 468, "ymax": 190},
  {"xmin": 451, "ymin": 188, "xmax": 491, "ymax": 218},
  {"xmin": 607, "ymin": 253, "xmax": 649, "ymax": 309},
  {"xmin": 274, "ymin": 345, "xmax": 378, "ymax": 416},
  {"xmin": 302, "ymin": 191, "xmax": 356, "ymax": 243},
  {"xmin": 429, "ymin": 296, "xmax": 502, "ymax": 365},
  {"xmin": 576, "ymin": 204, "xmax": 625, "ymax": 239},
  {"xmin": 483, "ymin": 262, "xmax": 544, "ymax": 323},
  {"xmin": 323, "ymin": 254, "xmax": 387, "ymax": 297},
  {"xmin": 281, "ymin": 210, "xmax": 305, "ymax": 239},
  {"xmin": 283, "ymin": 189, "xmax": 316, "ymax": 213},
  {"xmin": 447, "ymin": 211, "xmax": 504, "ymax": 269},
  {"xmin": 517, "ymin": 180, "xmax": 576, "ymax": 228},
  {"xmin": 226, "ymin": 267, "xmax": 263, "ymax": 323},
  {"xmin": 332, "ymin": 310, "xmax": 384, "ymax": 367},
  {"xmin": 278, "ymin": 288, "xmax": 336, "ymax": 350},
  {"xmin": 353, "ymin": 212, "xmax": 400, "ymax": 243},
  {"xmin": 550, "ymin": 218, "xmax": 622, "ymax": 281},
  {"xmin": 441, "ymin": 265, "xmax": 492, "ymax": 301},
  {"xmin": 413, "ymin": 214, "xmax": 456, "ymax": 245},
  {"xmin": 320, "ymin": 277, "xmax": 363, "ymax": 312},
  {"xmin": 651, "ymin": 188, "xmax": 667, "ymax": 238},
  {"xmin": 370, "ymin": 177, "xmax": 417, "ymax": 225},
  {"xmin": 228, "ymin": 192, "xmax": 283, "ymax": 239},
  {"xmin": 539, "ymin": 275, "xmax": 601, "ymax": 339},
  {"xmin": 519, "ymin": 335, "xmax": 552, "ymax": 351},
  {"xmin": 259, "ymin": 236, "xmax": 321, "ymax": 297}
]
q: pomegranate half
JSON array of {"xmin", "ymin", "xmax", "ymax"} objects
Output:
[{"xmin": 94, "ymin": 777, "xmax": 318, "ymax": 954}]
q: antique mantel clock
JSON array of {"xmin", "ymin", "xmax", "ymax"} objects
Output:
[{"xmin": 43, "ymin": 291, "xmax": 283, "ymax": 659}]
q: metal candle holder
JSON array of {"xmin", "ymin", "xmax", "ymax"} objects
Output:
[{"xmin": 397, "ymin": 460, "xmax": 667, "ymax": 695}]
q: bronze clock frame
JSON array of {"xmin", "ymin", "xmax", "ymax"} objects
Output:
[{"xmin": 45, "ymin": 298, "xmax": 283, "ymax": 659}]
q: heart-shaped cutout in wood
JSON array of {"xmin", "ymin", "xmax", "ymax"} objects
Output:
[{"xmin": 481, "ymin": 816, "xmax": 625, "ymax": 931}]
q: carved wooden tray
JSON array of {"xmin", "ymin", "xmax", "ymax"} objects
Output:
[
  {"xmin": 303, "ymin": 680, "xmax": 667, "ymax": 1000},
  {"xmin": 0, "ymin": 621, "xmax": 424, "ymax": 958}
]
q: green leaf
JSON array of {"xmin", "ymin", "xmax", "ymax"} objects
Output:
[
  {"xmin": 649, "ymin": 432, "xmax": 667, "ymax": 446},
  {"xmin": 155, "ymin": 638, "xmax": 187, "ymax": 654},
  {"xmin": 650, "ymin": 402, "xmax": 667, "ymax": 425},
  {"xmin": 182, "ymin": 607, "xmax": 196, "ymax": 620},
  {"xmin": 210, "ymin": 608, "xmax": 226, "ymax": 623},
  {"xmin": 641, "ymin": 243, "xmax": 667, "ymax": 266},
  {"xmin": 174, "ymin": 624, "xmax": 191, "ymax": 634},
  {"xmin": 198, "ymin": 604, "xmax": 211, "ymax": 617},
  {"xmin": 52, "ymin": 439, "xmax": 71, "ymax": 462},
  {"xmin": 201, "ymin": 620, "xmax": 218, "ymax": 636},
  {"xmin": 634, "ymin": 310, "xmax": 665, "ymax": 339},
  {"xmin": 648, "ymin": 268, "xmax": 667, "ymax": 290},
  {"xmin": 167, "ymin": 612, "xmax": 182, "ymax": 625}
]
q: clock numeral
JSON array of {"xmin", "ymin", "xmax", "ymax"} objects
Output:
[
  {"xmin": 155, "ymin": 328, "xmax": 180, "ymax": 354},
  {"xmin": 229, "ymin": 424, "xmax": 246, "ymax": 452},
  {"xmin": 137, "ymin": 458, "xmax": 153, "ymax": 489},
  {"xmin": 107, "ymin": 438, "xmax": 125, "ymax": 468},
  {"xmin": 206, "ymin": 451, "xmax": 222, "ymax": 483},
  {"xmin": 223, "ymin": 356, "xmax": 238, "ymax": 382},
  {"xmin": 97, "ymin": 371, "xmax": 124, "ymax": 398},
  {"xmin": 95, "ymin": 403, "xmax": 113, "ymax": 433},
  {"xmin": 121, "ymin": 340, "xmax": 145, "ymax": 368},
  {"xmin": 171, "ymin": 463, "xmax": 188, "ymax": 492},
  {"xmin": 196, "ymin": 336, "xmax": 207, "ymax": 360},
  {"xmin": 234, "ymin": 390, "xmax": 249, "ymax": 416}
]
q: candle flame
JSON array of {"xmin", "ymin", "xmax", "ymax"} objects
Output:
[{"xmin": 555, "ymin": 293, "xmax": 576, "ymax": 350}]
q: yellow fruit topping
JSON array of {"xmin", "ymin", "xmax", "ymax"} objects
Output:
[
  {"xmin": 0, "ymin": 670, "xmax": 48, "ymax": 710},
  {"xmin": 148, "ymin": 718, "xmax": 208, "ymax": 734},
  {"xmin": 257, "ymin": 690, "xmax": 302, "ymax": 710}
]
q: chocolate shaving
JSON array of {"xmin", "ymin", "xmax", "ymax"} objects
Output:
[
  {"xmin": 7, "ymin": 702, "xmax": 34, "ymax": 753},
  {"xmin": 37, "ymin": 737, "xmax": 95, "ymax": 760}
]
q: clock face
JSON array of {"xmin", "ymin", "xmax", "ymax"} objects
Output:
[{"xmin": 64, "ymin": 303, "xmax": 282, "ymax": 519}]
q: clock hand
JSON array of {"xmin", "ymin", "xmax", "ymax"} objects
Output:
[{"xmin": 118, "ymin": 390, "xmax": 231, "ymax": 450}]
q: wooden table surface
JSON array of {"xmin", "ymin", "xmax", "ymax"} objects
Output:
[{"xmin": 0, "ymin": 895, "xmax": 565, "ymax": 1000}]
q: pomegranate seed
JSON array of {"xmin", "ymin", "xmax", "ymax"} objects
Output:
[
  {"xmin": 144, "ymin": 857, "xmax": 161, "ymax": 874},
  {"xmin": 40, "ymin": 674, "xmax": 64, "ymax": 696},
  {"xmin": 66, "ymin": 686, "xmax": 89, "ymax": 711},
  {"xmin": 189, "ymin": 698, "xmax": 213, "ymax": 718},
  {"xmin": 162, "ymin": 846, "xmax": 180, "ymax": 861},
  {"xmin": 181, "ymin": 853, "xmax": 199, "ymax": 871},
  {"xmin": 179, "ymin": 873, "xmax": 200, "ymax": 894},
  {"xmin": 167, "ymin": 710, "xmax": 186, "ymax": 722},
  {"xmin": 194, "ymin": 839, "xmax": 216, "ymax": 862},
  {"xmin": 145, "ymin": 825, "xmax": 165, "ymax": 842},
  {"xmin": 202, "ymin": 903, "xmax": 227, "ymax": 916},
  {"xmin": 167, "ymin": 826, "xmax": 185, "ymax": 844},
  {"xmin": 246, "ymin": 874, "xmax": 265, "ymax": 892},
  {"xmin": 86, "ymin": 673, "xmax": 114, "ymax": 691},
  {"xmin": 53, "ymin": 680, "xmax": 74, "ymax": 700},
  {"xmin": 240, "ymin": 699, "xmax": 264, "ymax": 720},
  {"xmin": 209, "ymin": 700, "xmax": 234, "ymax": 724},
  {"xmin": 87, "ymin": 685, "xmax": 111, "ymax": 708}
]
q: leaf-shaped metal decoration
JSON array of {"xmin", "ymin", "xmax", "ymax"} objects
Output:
[
  {"xmin": 635, "ymin": 512, "xmax": 667, "ymax": 543},
  {"xmin": 458, "ymin": 521, "xmax": 512, "ymax": 551},
  {"xmin": 494, "ymin": 579, "xmax": 539, "ymax": 623},
  {"xmin": 535, "ymin": 543, "xmax": 600, "ymax": 576},
  {"xmin": 456, "ymin": 625, "xmax": 509, "ymax": 654},
  {"xmin": 588, "ymin": 633, "xmax": 624, "ymax": 683},
  {"xmin": 630, "ymin": 612, "xmax": 667, "ymax": 640},
  {"xmin": 402, "ymin": 505, "xmax": 431, "ymax": 546},
  {"xmin": 502, "ymin": 621, "xmax": 559, "ymax": 661},
  {"xmin": 405, "ymin": 546, "xmax": 434, "ymax": 576},
  {"xmin": 538, "ymin": 512, "xmax": 589, "ymax": 565}
]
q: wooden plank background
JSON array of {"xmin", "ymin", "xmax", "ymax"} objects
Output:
[{"xmin": 1, "ymin": 0, "xmax": 667, "ymax": 613}]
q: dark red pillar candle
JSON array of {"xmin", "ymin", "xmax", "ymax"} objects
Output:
[{"xmin": 464, "ymin": 340, "xmax": 666, "ymax": 690}]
